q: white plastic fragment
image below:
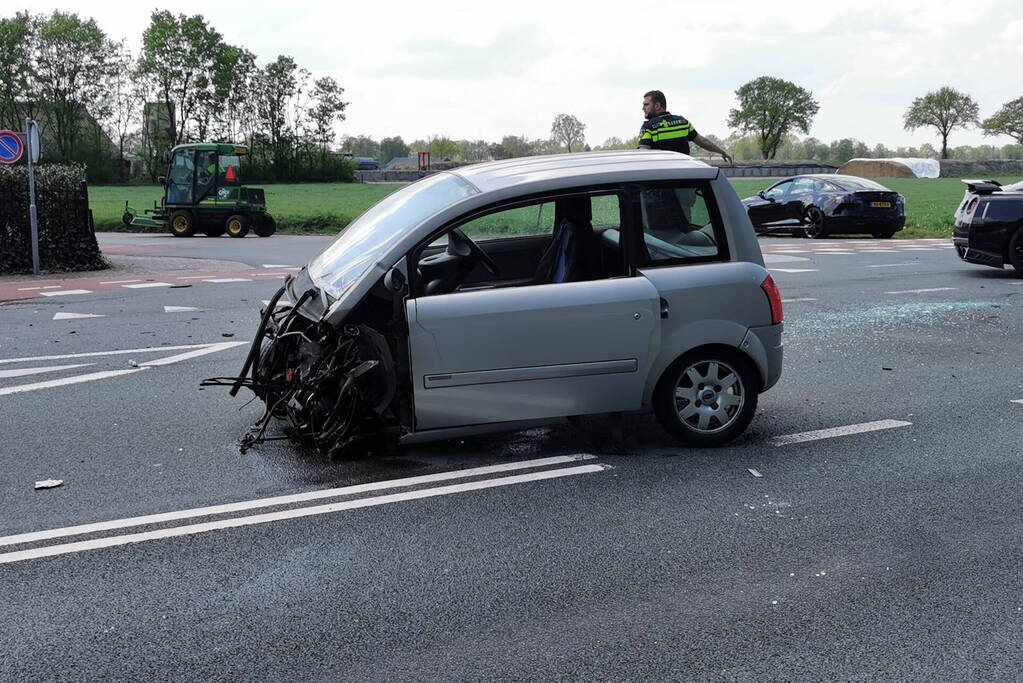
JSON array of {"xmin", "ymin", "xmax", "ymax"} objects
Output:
[
  {"xmin": 128, "ymin": 359, "xmax": 139, "ymax": 367},
  {"xmin": 34, "ymin": 479, "xmax": 63, "ymax": 490},
  {"xmin": 747, "ymin": 468, "xmax": 763, "ymax": 478}
]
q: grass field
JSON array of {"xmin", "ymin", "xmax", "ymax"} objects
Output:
[{"xmin": 90, "ymin": 176, "xmax": 1023, "ymax": 239}]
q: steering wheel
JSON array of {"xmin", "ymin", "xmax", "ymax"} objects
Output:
[{"xmin": 450, "ymin": 228, "xmax": 500, "ymax": 277}]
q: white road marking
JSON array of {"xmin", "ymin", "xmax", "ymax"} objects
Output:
[
  {"xmin": 0, "ymin": 368, "xmax": 147, "ymax": 396},
  {"xmin": 0, "ymin": 343, "xmax": 224, "ymax": 365},
  {"xmin": 164, "ymin": 306, "xmax": 200, "ymax": 313},
  {"xmin": 0, "ymin": 363, "xmax": 92, "ymax": 379},
  {"xmin": 99, "ymin": 279, "xmax": 143, "ymax": 285},
  {"xmin": 1011, "ymin": 399, "xmax": 1023, "ymax": 405},
  {"xmin": 0, "ymin": 455, "xmax": 597, "ymax": 548},
  {"xmin": 899, "ymin": 247, "xmax": 939, "ymax": 251},
  {"xmin": 868, "ymin": 262, "xmax": 916, "ymax": 267},
  {"xmin": 769, "ymin": 268, "xmax": 818, "ymax": 273},
  {"xmin": 176, "ymin": 275, "xmax": 217, "ymax": 280},
  {"xmin": 262, "ymin": 264, "xmax": 297, "ymax": 268},
  {"xmin": 203, "ymin": 278, "xmax": 252, "ymax": 283},
  {"xmin": 40, "ymin": 289, "xmax": 91, "ymax": 297},
  {"xmin": 52, "ymin": 312, "xmax": 105, "ymax": 320},
  {"xmin": 0, "ymin": 464, "xmax": 605, "ymax": 564},
  {"xmin": 781, "ymin": 297, "xmax": 816, "ymax": 303},
  {"xmin": 814, "ymin": 251, "xmax": 854, "ymax": 254},
  {"xmin": 136, "ymin": 341, "xmax": 245, "ymax": 367},
  {"xmin": 885, "ymin": 287, "xmax": 957, "ymax": 294},
  {"xmin": 261, "ymin": 299, "xmax": 293, "ymax": 307},
  {"xmin": 122, "ymin": 282, "xmax": 172, "ymax": 289},
  {"xmin": 771, "ymin": 419, "xmax": 912, "ymax": 446},
  {"xmin": 859, "ymin": 249, "xmax": 900, "ymax": 253},
  {"xmin": 17, "ymin": 285, "xmax": 61, "ymax": 291}
]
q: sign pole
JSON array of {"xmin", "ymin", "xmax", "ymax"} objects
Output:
[{"xmin": 26, "ymin": 118, "xmax": 39, "ymax": 275}]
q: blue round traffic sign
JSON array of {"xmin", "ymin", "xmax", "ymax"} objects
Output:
[{"xmin": 0, "ymin": 130, "xmax": 24, "ymax": 164}]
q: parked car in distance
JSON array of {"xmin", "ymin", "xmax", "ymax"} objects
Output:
[
  {"xmin": 220, "ymin": 151, "xmax": 784, "ymax": 455},
  {"xmin": 741, "ymin": 174, "xmax": 906, "ymax": 238},
  {"xmin": 953, "ymin": 178, "xmax": 1023, "ymax": 274},
  {"xmin": 351, "ymin": 156, "xmax": 380, "ymax": 170}
]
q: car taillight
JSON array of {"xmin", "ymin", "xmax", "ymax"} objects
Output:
[
  {"xmin": 967, "ymin": 198, "xmax": 979, "ymax": 212},
  {"xmin": 761, "ymin": 274, "xmax": 783, "ymax": 324}
]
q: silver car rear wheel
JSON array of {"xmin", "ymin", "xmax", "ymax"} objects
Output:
[{"xmin": 654, "ymin": 350, "xmax": 759, "ymax": 447}]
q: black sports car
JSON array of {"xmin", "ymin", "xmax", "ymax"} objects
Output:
[
  {"xmin": 952, "ymin": 179, "xmax": 1023, "ymax": 274},
  {"xmin": 741, "ymin": 174, "xmax": 906, "ymax": 239}
]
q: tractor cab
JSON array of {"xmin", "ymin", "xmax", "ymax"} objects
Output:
[{"xmin": 123, "ymin": 142, "xmax": 276, "ymax": 238}]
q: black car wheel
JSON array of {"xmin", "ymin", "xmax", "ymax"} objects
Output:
[
  {"xmin": 803, "ymin": 206, "xmax": 827, "ymax": 239},
  {"xmin": 254, "ymin": 214, "xmax": 277, "ymax": 237},
  {"xmin": 654, "ymin": 348, "xmax": 760, "ymax": 447},
  {"xmin": 226, "ymin": 214, "xmax": 250, "ymax": 238},
  {"xmin": 168, "ymin": 210, "xmax": 195, "ymax": 237},
  {"xmin": 1008, "ymin": 227, "xmax": 1023, "ymax": 275}
]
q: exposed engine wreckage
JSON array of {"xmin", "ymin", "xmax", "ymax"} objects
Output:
[{"xmin": 201, "ymin": 276, "xmax": 401, "ymax": 457}]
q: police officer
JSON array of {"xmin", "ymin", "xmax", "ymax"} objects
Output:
[{"xmin": 638, "ymin": 90, "xmax": 732, "ymax": 163}]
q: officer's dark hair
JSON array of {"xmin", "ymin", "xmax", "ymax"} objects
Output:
[{"xmin": 644, "ymin": 90, "xmax": 667, "ymax": 109}]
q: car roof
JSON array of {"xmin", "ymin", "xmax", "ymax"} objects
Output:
[{"xmin": 449, "ymin": 150, "xmax": 718, "ymax": 194}]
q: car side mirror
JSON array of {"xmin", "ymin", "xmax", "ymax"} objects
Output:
[
  {"xmin": 157, "ymin": 176, "xmax": 166, "ymax": 184},
  {"xmin": 383, "ymin": 267, "xmax": 406, "ymax": 293},
  {"xmin": 757, "ymin": 191, "xmax": 767, "ymax": 199}
]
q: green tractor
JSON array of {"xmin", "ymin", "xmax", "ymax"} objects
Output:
[{"xmin": 123, "ymin": 143, "xmax": 276, "ymax": 238}]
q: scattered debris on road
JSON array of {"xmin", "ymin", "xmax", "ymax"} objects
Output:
[
  {"xmin": 747, "ymin": 468, "xmax": 763, "ymax": 478},
  {"xmin": 128, "ymin": 359, "xmax": 139, "ymax": 367},
  {"xmin": 34, "ymin": 479, "xmax": 63, "ymax": 490}
]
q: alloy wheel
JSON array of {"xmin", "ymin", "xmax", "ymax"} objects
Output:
[{"xmin": 673, "ymin": 360, "xmax": 746, "ymax": 434}]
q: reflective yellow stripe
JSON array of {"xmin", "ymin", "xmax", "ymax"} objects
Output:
[
  {"xmin": 651, "ymin": 128, "xmax": 693, "ymax": 142},
  {"xmin": 640, "ymin": 129, "xmax": 654, "ymax": 141}
]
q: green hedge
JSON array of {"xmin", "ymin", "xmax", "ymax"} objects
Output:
[{"xmin": 0, "ymin": 164, "xmax": 106, "ymax": 274}]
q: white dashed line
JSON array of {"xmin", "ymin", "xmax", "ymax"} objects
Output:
[
  {"xmin": 40, "ymin": 289, "xmax": 92, "ymax": 297},
  {"xmin": 52, "ymin": 312, "xmax": 104, "ymax": 320},
  {"xmin": 262, "ymin": 264, "xmax": 298, "ymax": 268},
  {"xmin": 99, "ymin": 279, "xmax": 143, "ymax": 285},
  {"xmin": 122, "ymin": 282, "xmax": 172, "ymax": 289},
  {"xmin": 1011, "ymin": 399, "xmax": 1023, "ymax": 405},
  {"xmin": 781, "ymin": 298, "xmax": 816, "ymax": 303},
  {"xmin": 769, "ymin": 268, "xmax": 818, "ymax": 273},
  {"xmin": 176, "ymin": 275, "xmax": 216, "ymax": 280},
  {"xmin": 202, "ymin": 278, "xmax": 252, "ymax": 283},
  {"xmin": 814, "ymin": 251, "xmax": 854, "ymax": 255},
  {"xmin": 771, "ymin": 420, "xmax": 912, "ymax": 446},
  {"xmin": 885, "ymin": 287, "xmax": 957, "ymax": 294},
  {"xmin": 868, "ymin": 263, "xmax": 916, "ymax": 268},
  {"xmin": 17, "ymin": 285, "xmax": 61, "ymax": 291},
  {"xmin": 164, "ymin": 306, "xmax": 200, "ymax": 313}
]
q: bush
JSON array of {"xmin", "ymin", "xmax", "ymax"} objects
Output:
[{"xmin": 0, "ymin": 164, "xmax": 106, "ymax": 274}]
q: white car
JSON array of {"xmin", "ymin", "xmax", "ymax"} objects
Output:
[{"xmin": 217, "ymin": 150, "xmax": 784, "ymax": 454}]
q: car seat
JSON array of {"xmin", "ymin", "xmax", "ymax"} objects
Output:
[{"xmin": 534, "ymin": 197, "xmax": 597, "ymax": 283}]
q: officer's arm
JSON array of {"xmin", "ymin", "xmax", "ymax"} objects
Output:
[
  {"xmin": 692, "ymin": 134, "xmax": 733, "ymax": 164},
  {"xmin": 637, "ymin": 124, "xmax": 654, "ymax": 149}
]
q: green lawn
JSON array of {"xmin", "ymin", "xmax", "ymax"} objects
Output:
[{"xmin": 91, "ymin": 176, "xmax": 1023, "ymax": 239}]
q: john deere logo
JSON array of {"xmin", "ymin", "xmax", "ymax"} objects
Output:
[{"xmin": 218, "ymin": 188, "xmax": 230, "ymax": 199}]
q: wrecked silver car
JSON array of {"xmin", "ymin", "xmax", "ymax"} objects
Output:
[{"xmin": 207, "ymin": 151, "xmax": 784, "ymax": 455}]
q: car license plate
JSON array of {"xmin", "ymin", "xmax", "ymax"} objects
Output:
[{"xmin": 871, "ymin": 201, "xmax": 892, "ymax": 208}]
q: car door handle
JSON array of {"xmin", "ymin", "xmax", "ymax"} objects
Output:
[{"xmin": 660, "ymin": 297, "xmax": 669, "ymax": 319}]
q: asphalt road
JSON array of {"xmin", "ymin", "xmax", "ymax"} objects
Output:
[{"xmin": 2, "ymin": 234, "xmax": 1022, "ymax": 681}]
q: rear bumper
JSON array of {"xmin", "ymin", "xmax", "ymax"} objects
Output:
[
  {"xmin": 826, "ymin": 214, "xmax": 905, "ymax": 232},
  {"xmin": 952, "ymin": 236, "xmax": 1003, "ymax": 268},
  {"xmin": 743, "ymin": 323, "xmax": 783, "ymax": 392}
]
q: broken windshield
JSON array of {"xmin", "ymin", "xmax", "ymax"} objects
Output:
[{"xmin": 308, "ymin": 173, "xmax": 478, "ymax": 299}]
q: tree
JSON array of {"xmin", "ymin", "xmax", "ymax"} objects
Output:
[
  {"xmin": 137, "ymin": 11, "xmax": 225, "ymax": 146},
  {"xmin": 903, "ymin": 87, "xmax": 979, "ymax": 159},
  {"xmin": 981, "ymin": 96, "xmax": 1023, "ymax": 146},
  {"xmin": 251, "ymin": 55, "xmax": 308, "ymax": 177},
  {"xmin": 550, "ymin": 113, "xmax": 585, "ymax": 152},
  {"xmin": 0, "ymin": 12, "xmax": 42, "ymax": 130},
  {"xmin": 342, "ymin": 134, "xmax": 380, "ymax": 158},
  {"xmin": 306, "ymin": 76, "xmax": 347, "ymax": 154},
  {"xmin": 101, "ymin": 46, "xmax": 144, "ymax": 181},
  {"xmin": 727, "ymin": 76, "xmax": 819, "ymax": 159},
  {"xmin": 426, "ymin": 135, "xmax": 458, "ymax": 159},
  {"xmin": 491, "ymin": 134, "xmax": 535, "ymax": 159},
  {"xmin": 457, "ymin": 139, "xmax": 491, "ymax": 163},
  {"xmin": 379, "ymin": 136, "xmax": 409, "ymax": 162}
]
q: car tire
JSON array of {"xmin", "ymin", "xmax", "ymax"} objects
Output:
[
  {"xmin": 122, "ymin": 212, "xmax": 133, "ymax": 227},
  {"xmin": 1008, "ymin": 226, "xmax": 1023, "ymax": 275},
  {"xmin": 653, "ymin": 348, "xmax": 760, "ymax": 447},
  {"xmin": 254, "ymin": 214, "xmax": 277, "ymax": 237},
  {"xmin": 202, "ymin": 225, "xmax": 226, "ymax": 237},
  {"xmin": 168, "ymin": 210, "xmax": 195, "ymax": 237},
  {"xmin": 803, "ymin": 206, "xmax": 827, "ymax": 239},
  {"xmin": 226, "ymin": 214, "xmax": 250, "ymax": 238},
  {"xmin": 872, "ymin": 230, "xmax": 895, "ymax": 239}
]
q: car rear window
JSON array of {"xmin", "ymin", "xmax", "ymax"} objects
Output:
[
  {"xmin": 635, "ymin": 183, "xmax": 727, "ymax": 266},
  {"xmin": 833, "ymin": 177, "xmax": 889, "ymax": 191}
]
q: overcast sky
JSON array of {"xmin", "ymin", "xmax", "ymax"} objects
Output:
[{"xmin": 16, "ymin": 0, "xmax": 1023, "ymax": 149}]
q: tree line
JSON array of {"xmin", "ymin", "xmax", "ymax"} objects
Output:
[{"xmin": 0, "ymin": 10, "xmax": 349, "ymax": 183}]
